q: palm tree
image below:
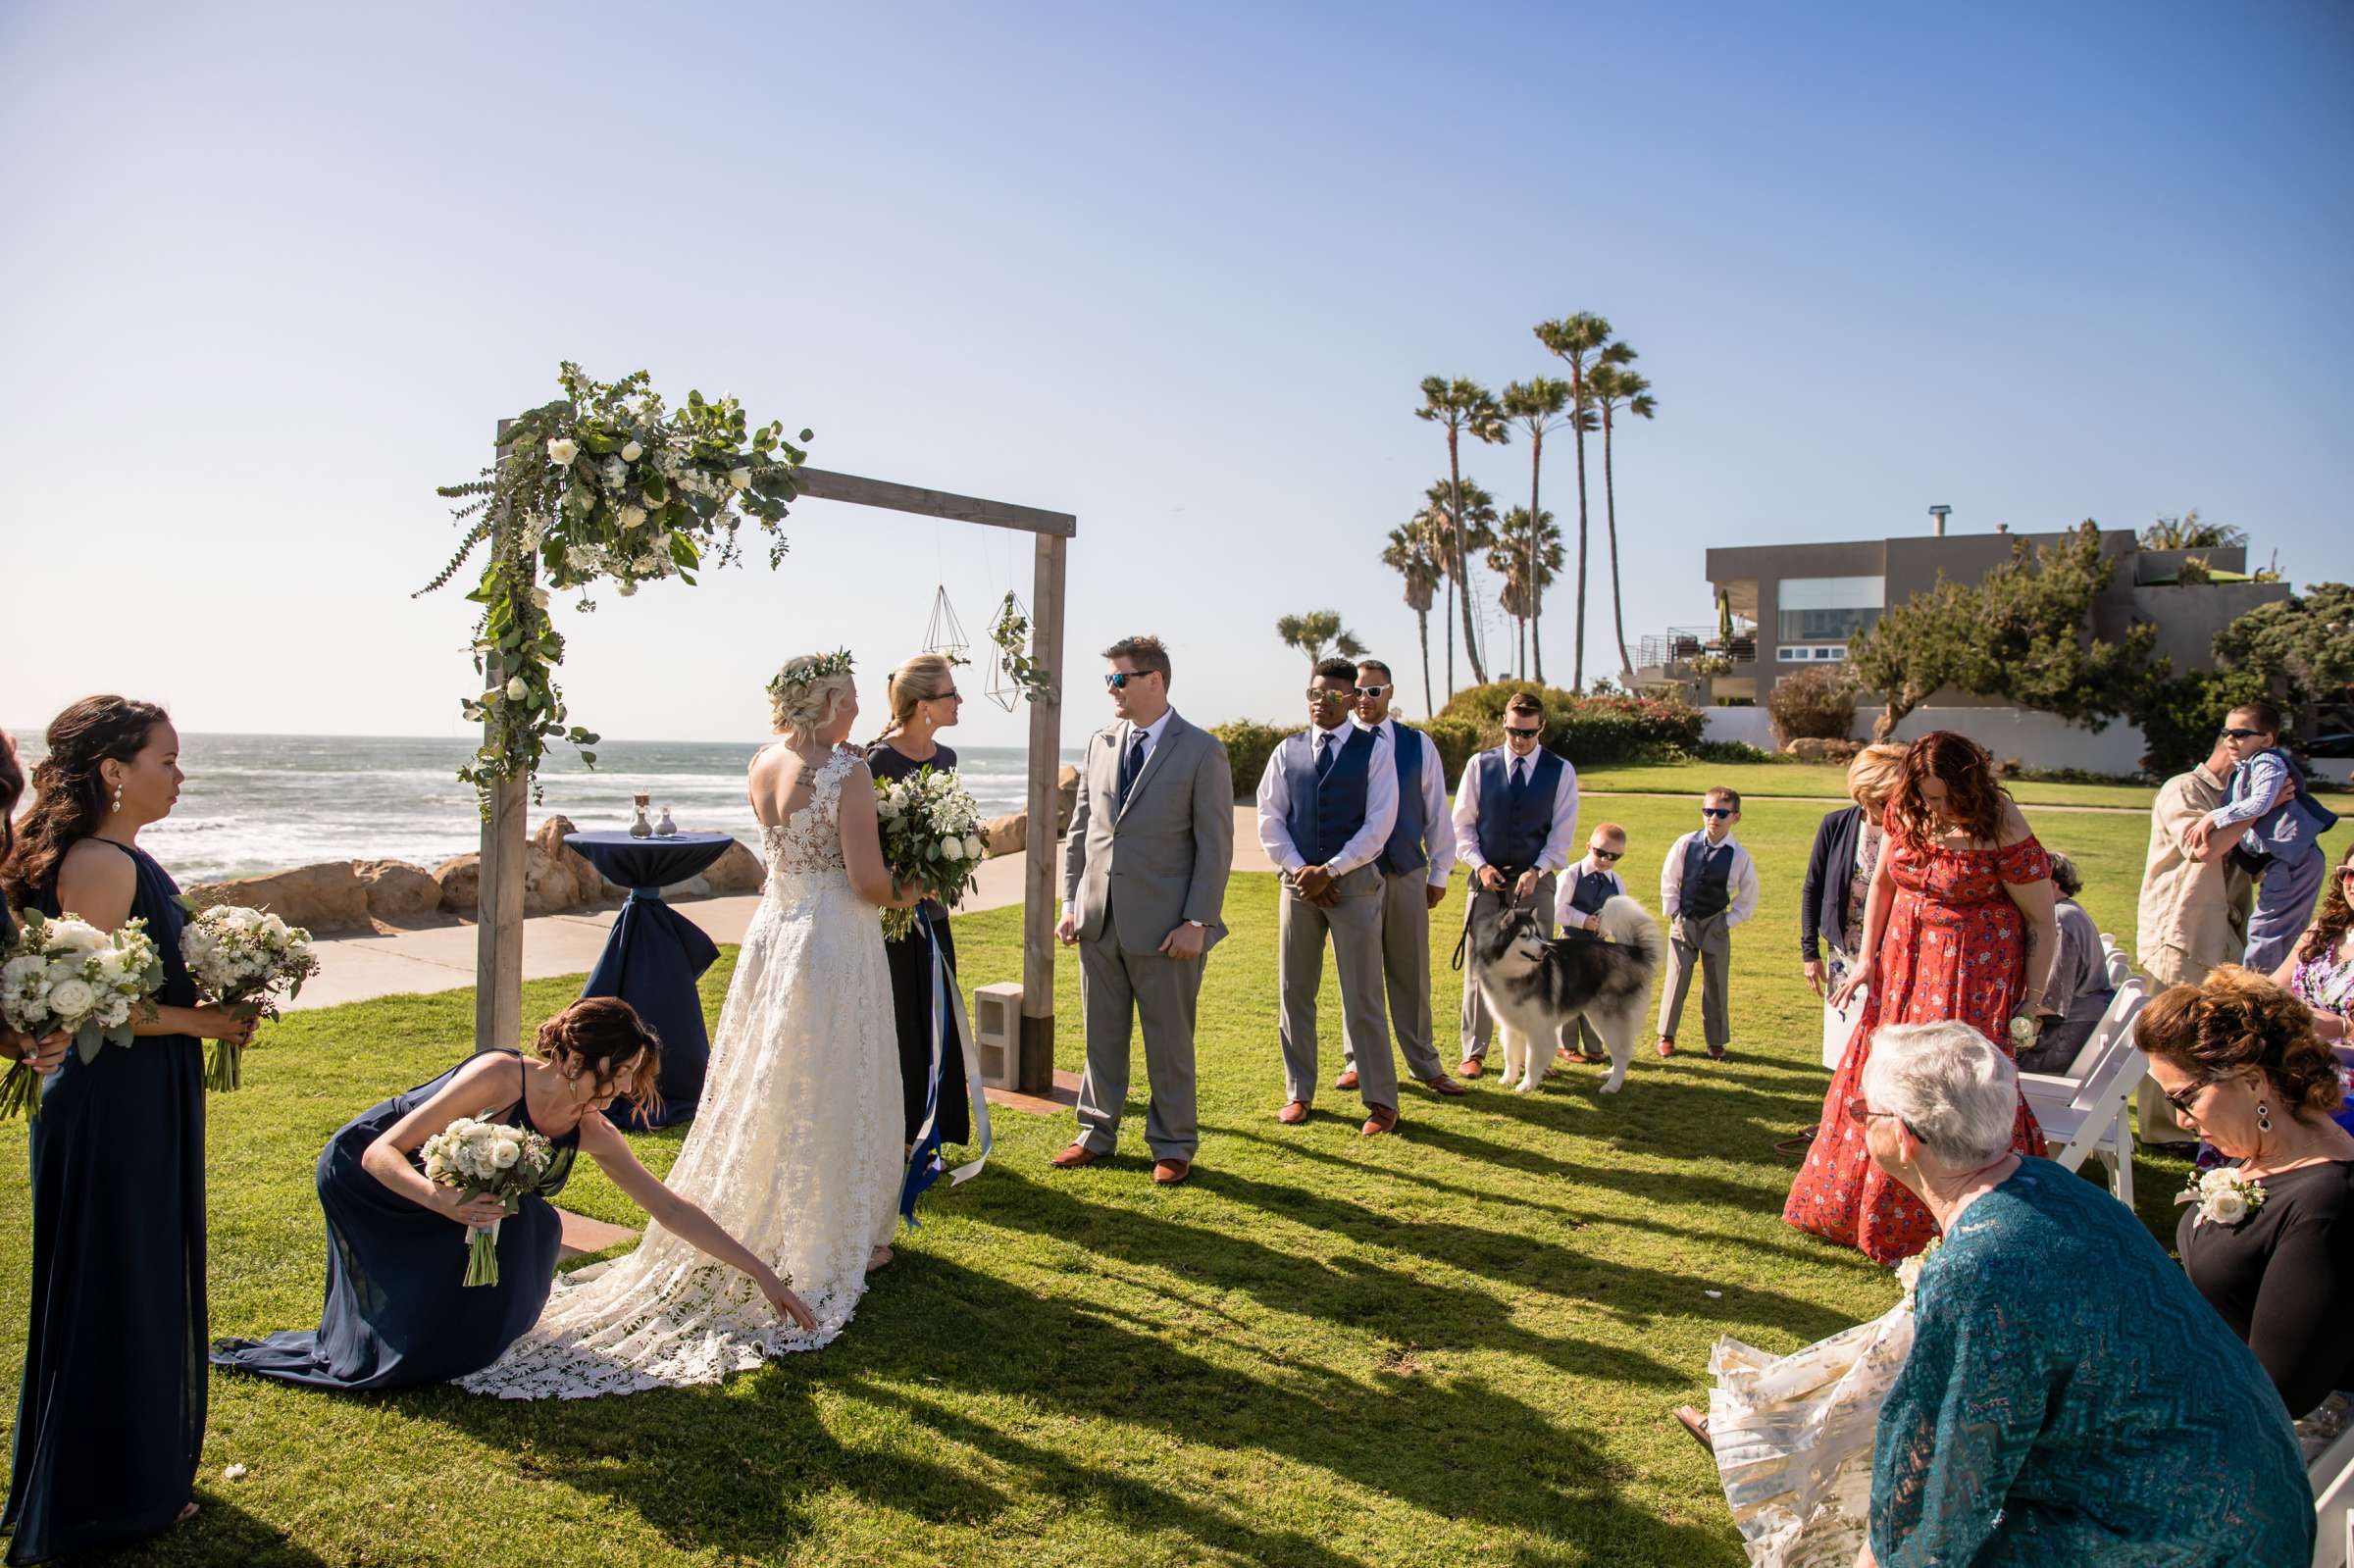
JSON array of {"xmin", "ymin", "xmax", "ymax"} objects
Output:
[
  {"xmin": 1488, "ymin": 507, "xmax": 1563, "ymax": 677},
  {"xmin": 1421, "ymin": 477, "xmax": 1499, "ymax": 681},
  {"xmin": 1416, "ymin": 376, "xmax": 1508, "ymax": 692},
  {"xmin": 1586, "ymin": 357, "xmax": 1657, "ymax": 683},
  {"xmin": 1534, "ymin": 315, "xmax": 1613, "ymax": 690},
  {"xmin": 1500, "ymin": 377, "xmax": 1573, "ymax": 683},
  {"xmin": 2140, "ymin": 510, "xmax": 2248, "ymax": 550},
  {"xmin": 1275, "ymin": 609, "xmax": 1367, "ymax": 667},
  {"xmin": 1381, "ymin": 516, "xmax": 1444, "ymax": 714}
]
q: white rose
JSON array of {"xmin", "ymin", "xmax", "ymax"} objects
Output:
[
  {"xmin": 2209, "ymin": 1190, "xmax": 2248, "ymax": 1226},
  {"xmin": 489, "ymin": 1138, "xmax": 522, "ymax": 1170},
  {"xmin": 620, "ymin": 440, "xmax": 642, "ymax": 462},
  {"xmin": 1, "ymin": 955, "xmax": 42, "ymax": 988},
  {"xmin": 47, "ymin": 978, "xmax": 96, "ymax": 1018},
  {"xmin": 619, "ymin": 504, "xmax": 647, "ymax": 530},
  {"xmin": 964, "ymin": 835, "xmax": 986, "ymax": 860},
  {"xmin": 44, "ymin": 919, "xmax": 105, "ymax": 953},
  {"xmin": 942, "ymin": 836, "xmax": 965, "ymax": 863},
  {"xmin": 546, "ymin": 437, "xmax": 579, "ymax": 465},
  {"xmin": 504, "ymin": 677, "xmax": 529, "ymax": 702},
  {"xmin": 729, "ymin": 467, "xmax": 751, "ymax": 491}
]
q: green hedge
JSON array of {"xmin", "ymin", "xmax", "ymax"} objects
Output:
[{"xmin": 1206, "ymin": 720, "xmax": 1285, "ymax": 800}]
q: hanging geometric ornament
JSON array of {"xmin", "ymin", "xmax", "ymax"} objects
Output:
[
  {"xmin": 985, "ymin": 590, "xmax": 1049, "ymax": 711},
  {"xmin": 921, "ymin": 584, "xmax": 970, "ymax": 665}
]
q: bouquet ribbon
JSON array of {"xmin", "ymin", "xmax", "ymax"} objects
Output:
[{"xmin": 898, "ymin": 903, "xmax": 993, "ymax": 1225}]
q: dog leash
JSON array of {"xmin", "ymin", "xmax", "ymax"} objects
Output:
[{"xmin": 1450, "ymin": 865, "xmax": 1530, "ymax": 972}]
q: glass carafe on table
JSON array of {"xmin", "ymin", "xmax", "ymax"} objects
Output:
[
  {"xmin": 653, "ymin": 806, "xmax": 678, "ymax": 837},
  {"xmin": 630, "ymin": 792, "xmax": 653, "ymax": 838}
]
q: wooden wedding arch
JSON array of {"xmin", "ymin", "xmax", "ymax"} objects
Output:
[{"xmin": 470, "ymin": 444, "xmax": 1073, "ymax": 1095}]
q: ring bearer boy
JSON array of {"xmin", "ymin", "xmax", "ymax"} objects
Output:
[
  {"xmin": 1554, "ymin": 823, "xmax": 1629, "ymax": 1064},
  {"xmin": 1334, "ymin": 661, "xmax": 1466, "ymax": 1099},
  {"xmin": 1257, "ymin": 658, "xmax": 1404, "ymax": 1135},
  {"xmin": 1657, "ymin": 786, "xmax": 1760, "ymax": 1061},
  {"xmin": 1451, "ymin": 691, "xmax": 1581, "ymax": 1080}
]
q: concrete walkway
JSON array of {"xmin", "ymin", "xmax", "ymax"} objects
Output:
[{"xmin": 296, "ymin": 807, "xmax": 1283, "ymax": 1012}]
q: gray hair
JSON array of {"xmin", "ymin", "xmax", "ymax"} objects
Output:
[{"xmin": 1859, "ymin": 1021, "xmax": 2020, "ymax": 1166}]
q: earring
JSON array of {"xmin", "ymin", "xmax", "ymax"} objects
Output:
[
  {"xmin": 111, "ymin": 782, "xmax": 124, "ymax": 811},
  {"xmin": 2258, "ymin": 1101, "xmax": 2273, "ymax": 1133}
]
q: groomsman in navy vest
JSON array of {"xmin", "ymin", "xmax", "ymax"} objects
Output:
[
  {"xmin": 1256, "ymin": 657, "xmax": 1405, "ymax": 1135},
  {"xmin": 1334, "ymin": 661, "xmax": 1467, "ymax": 1098},
  {"xmin": 1450, "ymin": 691, "xmax": 1581, "ymax": 1079}
]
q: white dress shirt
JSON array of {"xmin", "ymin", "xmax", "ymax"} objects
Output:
[
  {"xmin": 1256, "ymin": 721, "xmax": 1400, "ymax": 877},
  {"xmin": 1554, "ymin": 856, "xmax": 1627, "ymax": 931},
  {"xmin": 1357, "ymin": 716, "xmax": 1456, "ymax": 887},
  {"xmin": 1121, "ymin": 706, "xmax": 1176, "ymax": 773},
  {"xmin": 1450, "ymin": 744, "xmax": 1581, "ymax": 875},
  {"xmin": 1660, "ymin": 829, "xmax": 1760, "ymax": 928}
]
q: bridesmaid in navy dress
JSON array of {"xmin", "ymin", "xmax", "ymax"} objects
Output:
[
  {"xmin": 212, "ymin": 996, "xmax": 814, "ymax": 1391},
  {"xmin": 865, "ymin": 653, "xmax": 973, "ymax": 1149},
  {"xmin": 0, "ymin": 698, "xmax": 255, "ymax": 1565},
  {"xmin": 0, "ymin": 731, "xmax": 70, "ymax": 1084}
]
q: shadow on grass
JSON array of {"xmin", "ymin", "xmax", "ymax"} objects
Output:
[{"xmin": 160, "ymin": 1496, "xmax": 337, "ymax": 1568}]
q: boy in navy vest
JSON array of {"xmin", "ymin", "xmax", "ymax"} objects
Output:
[
  {"xmin": 1333, "ymin": 661, "xmax": 1467, "ymax": 1099},
  {"xmin": 1450, "ymin": 692, "xmax": 1581, "ymax": 1078},
  {"xmin": 1256, "ymin": 658, "xmax": 1405, "ymax": 1135},
  {"xmin": 1657, "ymin": 786, "xmax": 1759, "ymax": 1059},
  {"xmin": 1555, "ymin": 823, "xmax": 1629, "ymax": 1063},
  {"xmin": 2185, "ymin": 699, "xmax": 2339, "ymax": 973}
]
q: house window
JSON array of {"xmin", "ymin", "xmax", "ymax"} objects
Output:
[
  {"xmin": 1777, "ymin": 643, "xmax": 1850, "ymax": 663},
  {"xmin": 1777, "ymin": 576, "xmax": 1885, "ymax": 643}
]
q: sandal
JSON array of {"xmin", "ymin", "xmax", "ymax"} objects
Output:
[
  {"xmin": 1674, "ymin": 1405, "xmax": 1714, "ymax": 1454},
  {"xmin": 1772, "ymin": 1125, "xmax": 1820, "ymax": 1156}
]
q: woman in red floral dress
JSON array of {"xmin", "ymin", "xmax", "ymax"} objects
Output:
[{"xmin": 1783, "ymin": 733, "xmax": 2063, "ymax": 1263}]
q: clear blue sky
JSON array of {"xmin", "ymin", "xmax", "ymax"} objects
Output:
[{"xmin": 4, "ymin": 0, "xmax": 2347, "ymax": 749}]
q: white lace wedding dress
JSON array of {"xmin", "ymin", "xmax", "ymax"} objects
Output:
[{"xmin": 460, "ymin": 745, "xmax": 903, "ymax": 1399}]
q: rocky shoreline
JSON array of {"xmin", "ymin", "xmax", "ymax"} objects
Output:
[{"xmin": 184, "ymin": 767, "xmax": 1079, "ymax": 936}]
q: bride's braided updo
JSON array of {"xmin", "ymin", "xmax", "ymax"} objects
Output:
[{"xmin": 767, "ymin": 649, "xmax": 856, "ymax": 737}]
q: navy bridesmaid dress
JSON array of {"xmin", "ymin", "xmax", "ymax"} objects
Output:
[
  {"xmin": 865, "ymin": 741, "xmax": 971, "ymax": 1147},
  {"xmin": 4, "ymin": 839, "xmax": 205, "ymax": 1566},
  {"xmin": 210, "ymin": 1049, "xmax": 578, "ymax": 1391}
]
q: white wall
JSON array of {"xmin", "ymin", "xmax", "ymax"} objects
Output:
[
  {"xmin": 1701, "ymin": 704, "xmax": 2150, "ymax": 774},
  {"xmin": 1699, "ymin": 707, "xmax": 1778, "ymax": 750}
]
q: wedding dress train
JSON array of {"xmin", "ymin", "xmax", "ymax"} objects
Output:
[{"xmin": 459, "ymin": 745, "xmax": 902, "ymax": 1398}]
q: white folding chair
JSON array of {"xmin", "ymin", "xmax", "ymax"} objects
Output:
[
  {"xmin": 2309, "ymin": 1419, "xmax": 2354, "ymax": 1568},
  {"xmin": 2099, "ymin": 933, "xmax": 2133, "ymax": 989},
  {"xmin": 2020, "ymin": 980, "xmax": 2149, "ymax": 1208}
]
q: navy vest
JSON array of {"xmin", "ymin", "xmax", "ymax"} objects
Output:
[
  {"xmin": 1682, "ymin": 835, "xmax": 1736, "ymax": 921},
  {"xmin": 1562, "ymin": 866, "xmax": 1617, "ymax": 940},
  {"xmin": 1378, "ymin": 725, "xmax": 1430, "ymax": 877},
  {"xmin": 1284, "ymin": 725, "xmax": 1375, "ymax": 867},
  {"xmin": 1473, "ymin": 747, "xmax": 1564, "ymax": 871}
]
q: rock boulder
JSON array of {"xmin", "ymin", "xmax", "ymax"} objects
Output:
[
  {"xmin": 703, "ymin": 839, "xmax": 766, "ymax": 894},
  {"xmin": 435, "ymin": 853, "xmax": 482, "ymax": 913},
  {"xmin": 354, "ymin": 859, "xmax": 440, "ymax": 921},
  {"xmin": 187, "ymin": 861, "xmax": 372, "ymax": 935},
  {"xmin": 982, "ymin": 812, "xmax": 1028, "ymax": 859},
  {"xmin": 1784, "ymin": 736, "xmax": 1863, "ymax": 765}
]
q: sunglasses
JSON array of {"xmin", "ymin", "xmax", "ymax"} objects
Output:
[
  {"xmin": 2162, "ymin": 1078, "xmax": 2214, "ymax": 1119},
  {"xmin": 1354, "ymin": 684, "xmax": 1392, "ymax": 699},
  {"xmin": 1307, "ymin": 686, "xmax": 1352, "ymax": 702},
  {"xmin": 1841, "ymin": 1096, "xmax": 1914, "ymax": 1135},
  {"xmin": 2220, "ymin": 728, "xmax": 2268, "ymax": 740},
  {"xmin": 934, "ymin": 690, "xmax": 961, "ymax": 702},
  {"xmin": 1591, "ymin": 849, "xmax": 1622, "ymax": 861},
  {"xmin": 1702, "ymin": 808, "xmax": 1735, "ymax": 819},
  {"xmin": 1104, "ymin": 671, "xmax": 1157, "ymax": 690},
  {"xmin": 1504, "ymin": 725, "xmax": 1542, "ymax": 739}
]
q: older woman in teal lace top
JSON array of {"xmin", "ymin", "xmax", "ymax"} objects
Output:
[{"xmin": 1855, "ymin": 1021, "xmax": 2312, "ymax": 1567}]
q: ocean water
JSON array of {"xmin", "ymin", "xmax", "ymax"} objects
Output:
[{"xmin": 5, "ymin": 733, "xmax": 1066, "ymax": 885}]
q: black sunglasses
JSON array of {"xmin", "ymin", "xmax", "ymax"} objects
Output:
[
  {"xmin": 1504, "ymin": 725, "xmax": 1542, "ymax": 738},
  {"xmin": 1104, "ymin": 671, "xmax": 1158, "ymax": 690},
  {"xmin": 2162, "ymin": 1078, "xmax": 2215, "ymax": 1119},
  {"xmin": 1702, "ymin": 808, "xmax": 1735, "ymax": 819},
  {"xmin": 1592, "ymin": 849, "xmax": 1622, "ymax": 861},
  {"xmin": 2220, "ymin": 727, "xmax": 2267, "ymax": 740}
]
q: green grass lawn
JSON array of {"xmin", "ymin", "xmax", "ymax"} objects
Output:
[
  {"xmin": 0, "ymin": 795, "xmax": 2337, "ymax": 1566},
  {"xmin": 1576, "ymin": 759, "xmax": 2162, "ymax": 811}
]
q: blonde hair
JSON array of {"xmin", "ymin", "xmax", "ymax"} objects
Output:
[
  {"xmin": 874, "ymin": 653, "xmax": 957, "ymax": 743},
  {"xmin": 767, "ymin": 651, "xmax": 857, "ymax": 737},
  {"xmin": 1846, "ymin": 742, "xmax": 1910, "ymax": 812}
]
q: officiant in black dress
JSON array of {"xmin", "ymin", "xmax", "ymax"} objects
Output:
[{"xmin": 866, "ymin": 653, "xmax": 972, "ymax": 1149}]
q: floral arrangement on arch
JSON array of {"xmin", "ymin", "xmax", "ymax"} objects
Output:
[{"xmin": 418, "ymin": 362, "xmax": 812, "ymax": 810}]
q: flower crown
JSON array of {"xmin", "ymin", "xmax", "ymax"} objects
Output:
[{"xmin": 768, "ymin": 649, "xmax": 856, "ymax": 706}]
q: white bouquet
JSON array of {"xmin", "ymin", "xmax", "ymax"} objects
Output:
[
  {"xmin": 180, "ymin": 903, "xmax": 322, "ymax": 1091},
  {"xmin": 0, "ymin": 911, "xmax": 167, "ymax": 1120},
  {"xmin": 874, "ymin": 767, "xmax": 988, "ymax": 941},
  {"xmin": 418, "ymin": 1110, "xmax": 557, "ymax": 1287}
]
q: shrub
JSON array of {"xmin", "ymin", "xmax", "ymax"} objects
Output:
[
  {"xmin": 1690, "ymin": 738, "xmax": 1782, "ymax": 765},
  {"xmin": 1437, "ymin": 681, "xmax": 1705, "ymax": 765},
  {"xmin": 2134, "ymin": 668, "xmax": 2269, "ymax": 776},
  {"xmin": 1766, "ymin": 666, "xmax": 1859, "ymax": 744},
  {"xmin": 1205, "ymin": 720, "xmax": 1285, "ymax": 801},
  {"xmin": 1408, "ymin": 718, "xmax": 1483, "ymax": 788}
]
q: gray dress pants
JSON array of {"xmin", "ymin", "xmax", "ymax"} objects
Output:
[
  {"xmin": 1278, "ymin": 864, "xmax": 1395, "ymax": 1109},
  {"xmin": 1659, "ymin": 911, "xmax": 1732, "ymax": 1049},
  {"xmin": 1075, "ymin": 927, "xmax": 1204, "ymax": 1162},
  {"xmin": 1341, "ymin": 870, "xmax": 1447, "ymax": 1084}
]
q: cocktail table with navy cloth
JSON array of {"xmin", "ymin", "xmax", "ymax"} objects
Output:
[{"xmin": 563, "ymin": 832, "xmax": 738, "ymax": 1130}]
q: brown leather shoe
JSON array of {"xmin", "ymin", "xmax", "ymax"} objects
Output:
[
  {"xmin": 1360, "ymin": 1103, "xmax": 1399, "ymax": 1137},
  {"xmin": 1151, "ymin": 1158, "xmax": 1191, "ymax": 1186},
  {"xmin": 1333, "ymin": 1067, "xmax": 1360, "ymax": 1091},
  {"xmin": 1457, "ymin": 1056, "xmax": 1484, "ymax": 1079},
  {"xmin": 1420, "ymin": 1075, "xmax": 1468, "ymax": 1097},
  {"xmin": 1049, "ymin": 1142, "xmax": 1107, "ymax": 1169},
  {"xmin": 1276, "ymin": 1099, "xmax": 1309, "ymax": 1125},
  {"xmin": 1656, "ymin": 1037, "xmax": 1676, "ymax": 1058}
]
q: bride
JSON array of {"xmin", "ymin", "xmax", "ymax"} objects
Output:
[{"xmin": 461, "ymin": 651, "xmax": 913, "ymax": 1398}]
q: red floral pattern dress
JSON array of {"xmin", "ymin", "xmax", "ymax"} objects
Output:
[{"xmin": 1782, "ymin": 823, "xmax": 2053, "ymax": 1264}]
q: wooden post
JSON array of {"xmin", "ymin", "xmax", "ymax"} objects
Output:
[
  {"xmin": 1018, "ymin": 529, "xmax": 1068, "ymax": 1093},
  {"xmin": 475, "ymin": 421, "xmax": 527, "ymax": 1053}
]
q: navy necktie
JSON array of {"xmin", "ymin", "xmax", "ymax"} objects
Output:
[
  {"xmin": 1118, "ymin": 731, "xmax": 1148, "ymax": 805},
  {"xmin": 1315, "ymin": 729, "xmax": 1338, "ymax": 780}
]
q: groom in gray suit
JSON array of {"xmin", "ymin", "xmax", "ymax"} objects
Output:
[{"xmin": 1052, "ymin": 635, "xmax": 1235, "ymax": 1186}]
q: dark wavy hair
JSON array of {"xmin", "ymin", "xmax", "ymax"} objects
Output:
[
  {"xmin": 2297, "ymin": 840, "xmax": 2354, "ymax": 967},
  {"xmin": 1884, "ymin": 731, "xmax": 2010, "ymax": 849},
  {"xmin": 2137, "ymin": 966, "xmax": 2345, "ymax": 1119},
  {"xmin": 534, "ymin": 996, "xmax": 664, "ymax": 1118},
  {"xmin": 0, "ymin": 697, "xmax": 171, "ymax": 912},
  {"xmin": 0, "ymin": 731, "xmax": 22, "ymax": 866}
]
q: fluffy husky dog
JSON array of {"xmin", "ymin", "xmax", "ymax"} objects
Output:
[{"xmin": 1469, "ymin": 894, "xmax": 1664, "ymax": 1094}]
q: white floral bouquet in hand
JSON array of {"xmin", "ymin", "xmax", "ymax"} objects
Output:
[
  {"xmin": 180, "ymin": 904, "xmax": 321, "ymax": 1091},
  {"xmin": 419, "ymin": 1111, "xmax": 557, "ymax": 1287},
  {"xmin": 0, "ymin": 912, "xmax": 167, "ymax": 1120},
  {"xmin": 873, "ymin": 767, "xmax": 989, "ymax": 941}
]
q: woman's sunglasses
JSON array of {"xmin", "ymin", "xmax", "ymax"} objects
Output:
[{"xmin": 2162, "ymin": 1078, "xmax": 2214, "ymax": 1119}]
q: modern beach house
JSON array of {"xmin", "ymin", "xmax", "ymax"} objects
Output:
[{"xmin": 1631, "ymin": 521, "xmax": 2289, "ymax": 772}]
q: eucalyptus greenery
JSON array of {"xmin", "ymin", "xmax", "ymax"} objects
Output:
[
  {"xmin": 418, "ymin": 363, "xmax": 811, "ymax": 811},
  {"xmin": 989, "ymin": 593, "xmax": 1055, "ymax": 705}
]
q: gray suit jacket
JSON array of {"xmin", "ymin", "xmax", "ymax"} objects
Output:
[{"xmin": 1061, "ymin": 711, "xmax": 1235, "ymax": 954}]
